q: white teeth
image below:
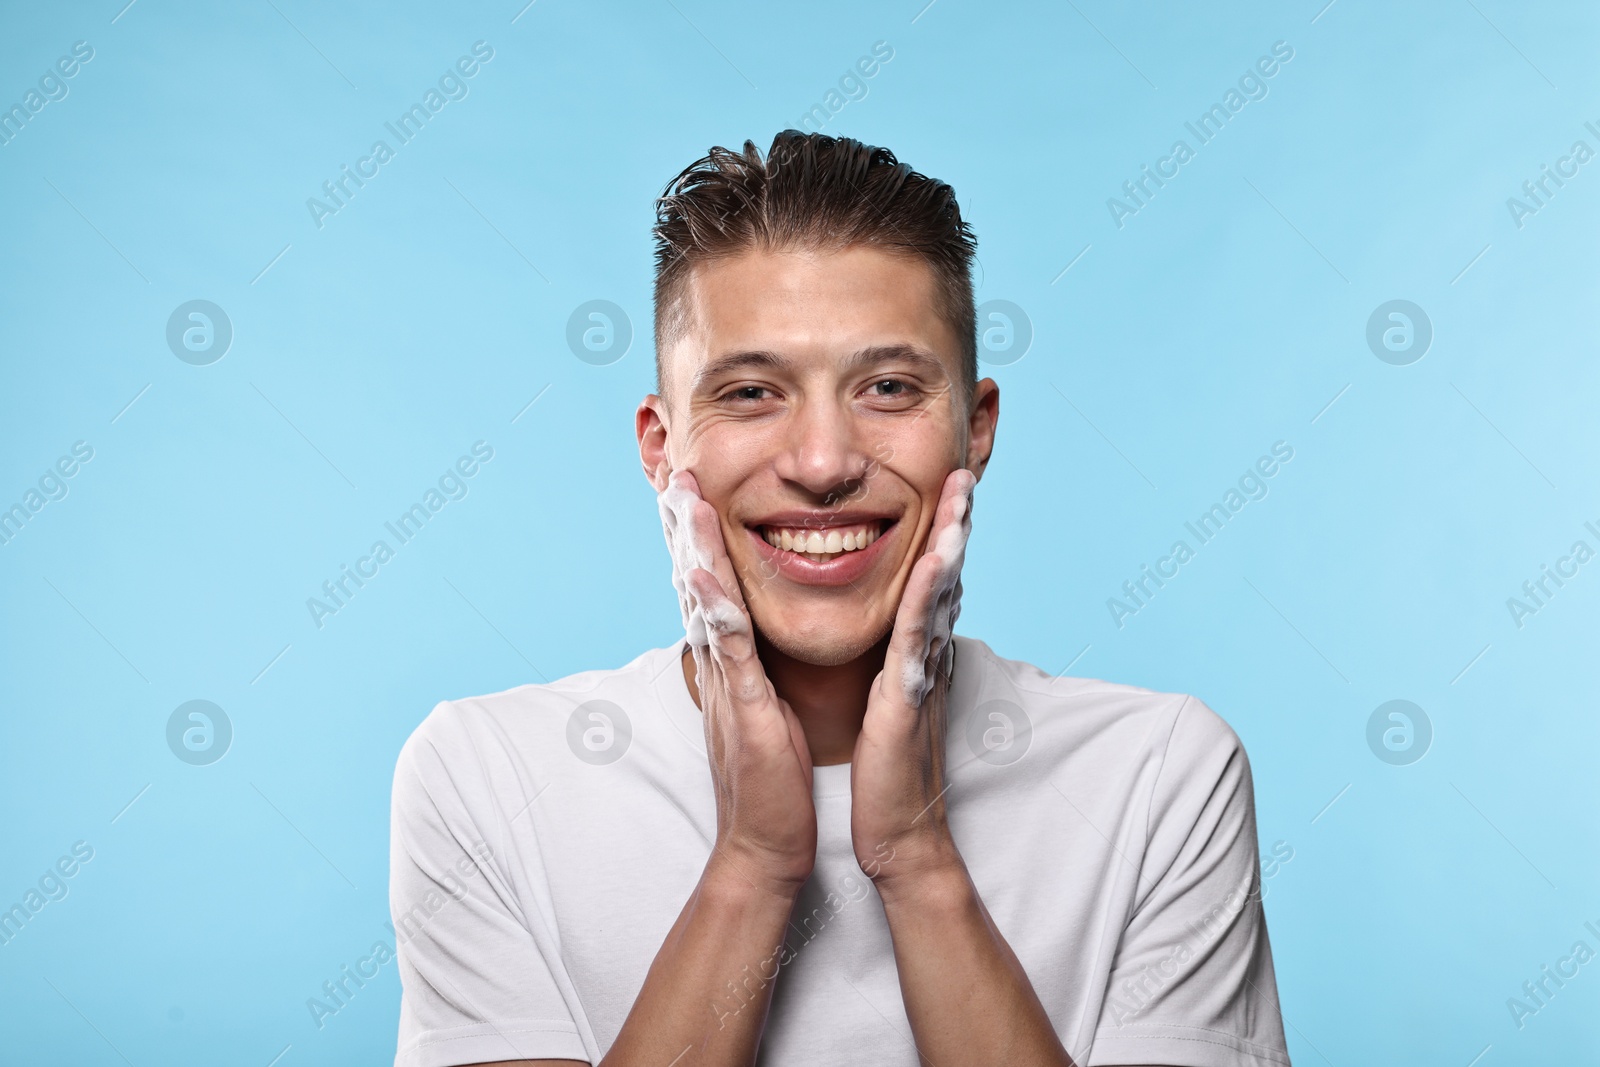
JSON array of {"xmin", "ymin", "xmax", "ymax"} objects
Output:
[{"xmin": 759, "ymin": 522, "xmax": 884, "ymax": 559}]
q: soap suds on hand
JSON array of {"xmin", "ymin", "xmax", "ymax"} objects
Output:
[
  {"xmin": 898, "ymin": 472, "xmax": 973, "ymax": 706},
  {"xmin": 657, "ymin": 471, "xmax": 716, "ymax": 647}
]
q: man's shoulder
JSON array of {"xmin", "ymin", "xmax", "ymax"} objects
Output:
[
  {"xmin": 396, "ymin": 643, "xmax": 681, "ymax": 766},
  {"xmin": 955, "ymin": 634, "xmax": 1246, "ymax": 770}
]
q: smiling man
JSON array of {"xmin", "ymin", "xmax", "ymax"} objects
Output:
[{"xmin": 389, "ymin": 131, "xmax": 1291, "ymax": 1067}]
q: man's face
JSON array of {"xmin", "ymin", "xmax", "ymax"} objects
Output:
[{"xmin": 638, "ymin": 245, "xmax": 999, "ymax": 667}]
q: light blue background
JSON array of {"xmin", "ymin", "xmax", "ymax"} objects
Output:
[{"xmin": 2, "ymin": 1, "xmax": 1597, "ymax": 1064}]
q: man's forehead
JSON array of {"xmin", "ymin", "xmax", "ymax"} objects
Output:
[{"xmin": 665, "ymin": 246, "xmax": 959, "ymax": 393}]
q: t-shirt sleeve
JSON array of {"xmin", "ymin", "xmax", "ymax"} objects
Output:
[
  {"xmin": 390, "ymin": 701, "xmax": 591, "ymax": 1066},
  {"xmin": 1087, "ymin": 696, "xmax": 1292, "ymax": 1067}
]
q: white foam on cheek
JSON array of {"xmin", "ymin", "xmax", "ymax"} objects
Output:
[
  {"xmin": 898, "ymin": 484, "xmax": 973, "ymax": 705},
  {"xmin": 657, "ymin": 478, "xmax": 716, "ymax": 647}
]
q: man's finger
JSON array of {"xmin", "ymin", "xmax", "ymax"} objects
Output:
[
  {"xmin": 685, "ymin": 567, "xmax": 773, "ymax": 715},
  {"xmin": 881, "ymin": 469, "xmax": 975, "ymax": 707},
  {"xmin": 659, "ymin": 471, "xmax": 709, "ymax": 644},
  {"xmin": 685, "ymin": 489, "xmax": 748, "ymax": 613},
  {"xmin": 927, "ymin": 468, "xmax": 975, "ymax": 571},
  {"xmin": 660, "ymin": 469, "xmax": 748, "ymax": 614},
  {"xmin": 882, "ymin": 552, "xmax": 945, "ymax": 707}
]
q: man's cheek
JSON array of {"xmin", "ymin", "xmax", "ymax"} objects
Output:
[
  {"xmin": 737, "ymin": 547, "xmax": 781, "ymax": 590},
  {"xmin": 720, "ymin": 523, "xmax": 782, "ymax": 600}
]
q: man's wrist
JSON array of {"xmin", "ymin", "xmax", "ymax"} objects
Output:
[
  {"xmin": 869, "ymin": 837, "xmax": 972, "ymax": 911},
  {"xmin": 702, "ymin": 848, "xmax": 808, "ymax": 910}
]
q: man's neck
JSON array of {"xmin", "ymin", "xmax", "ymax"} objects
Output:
[{"xmin": 679, "ymin": 633, "xmax": 888, "ymax": 767}]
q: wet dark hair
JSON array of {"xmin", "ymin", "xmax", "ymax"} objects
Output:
[{"xmin": 651, "ymin": 130, "xmax": 977, "ymax": 402}]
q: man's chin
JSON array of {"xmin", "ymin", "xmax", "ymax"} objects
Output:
[{"xmin": 753, "ymin": 618, "xmax": 891, "ymax": 668}]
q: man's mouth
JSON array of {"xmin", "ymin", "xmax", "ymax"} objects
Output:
[{"xmin": 756, "ymin": 520, "xmax": 889, "ymax": 563}]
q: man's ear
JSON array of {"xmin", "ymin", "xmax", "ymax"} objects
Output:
[
  {"xmin": 965, "ymin": 378, "xmax": 1000, "ymax": 480},
  {"xmin": 636, "ymin": 394, "xmax": 671, "ymax": 491}
]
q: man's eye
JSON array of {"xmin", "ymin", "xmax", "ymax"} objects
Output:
[
  {"xmin": 726, "ymin": 385, "xmax": 769, "ymax": 402},
  {"xmin": 870, "ymin": 379, "xmax": 911, "ymax": 397}
]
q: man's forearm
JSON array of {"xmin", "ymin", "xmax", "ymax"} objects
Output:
[
  {"xmin": 600, "ymin": 854, "xmax": 800, "ymax": 1067},
  {"xmin": 877, "ymin": 854, "xmax": 1076, "ymax": 1066}
]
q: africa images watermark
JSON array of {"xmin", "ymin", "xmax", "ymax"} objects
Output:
[
  {"xmin": 1107, "ymin": 40, "xmax": 1295, "ymax": 229},
  {"xmin": 306, "ymin": 441, "xmax": 494, "ymax": 629},
  {"xmin": 0, "ymin": 440, "xmax": 94, "ymax": 548},
  {"xmin": 1504, "ymin": 918, "xmax": 1600, "ymax": 1031},
  {"xmin": 0, "ymin": 840, "xmax": 96, "ymax": 948},
  {"xmin": 1106, "ymin": 839, "xmax": 1294, "ymax": 1027},
  {"xmin": 1107, "ymin": 441, "xmax": 1295, "ymax": 629},
  {"xmin": 796, "ymin": 40, "xmax": 895, "ymax": 134},
  {"xmin": 1504, "ymin": 517, "xmax": 1599, "ymax": 630},
  {"xmin": 1505, "ymin": 119, "xmax": 1600, "ymax": 230},
  {"xmin": 305, "ymin": 41, "xmax": 495, "ymax": 230},
  {"xmin": 306, "ymin": 840, "xmax": 494, "ymax": 1030},
  {"xmin": 0, "ymin": 40, "xmax": 95, "ymax": 148}
]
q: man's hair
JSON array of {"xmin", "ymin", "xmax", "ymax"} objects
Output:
[{"xmin": 651, "ymin": 130, "xmax": 978, "ymax": 403}]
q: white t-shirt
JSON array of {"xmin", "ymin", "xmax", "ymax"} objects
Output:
[{"xmin": 389, "ymin": 634, "xmax": 1291, "ymax": 1067}]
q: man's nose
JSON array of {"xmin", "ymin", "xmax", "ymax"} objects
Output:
[{"xmin": 771, "ymin": 398, "xmax": 870, "ymax": 498}]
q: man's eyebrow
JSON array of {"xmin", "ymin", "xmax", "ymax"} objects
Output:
[
  {"xmin": 690, "ymin": 350, "xmax": 787, "ymax": 392},
  {"xmin": 840, "ymin": 343, "xmax": 948, "ymax": 376},
  {"xmin": 690, "ymin": 343, "xmax": 948, "ymax": 392}
]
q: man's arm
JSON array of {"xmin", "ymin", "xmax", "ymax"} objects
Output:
[
  {"xmin": 441, "ymin": 471, "xmax": 817, "ymax": 1067},
  {"xmin": 468, "ymin": 852, "xmax": 803, "ymax": 1067},
  {"xmin": 489, "ymin": 472, "xmax": 816, "ymax": 1067},
  {"xmin": 849, "ymin": 468, "xmax": 1076, "ymax": 1065},
  {"xmin": 882, "ymin": 849, "xmax": 1077, "ymax": 1065},
  {"xmin": 853, "ymin": 469, "xmax": 1279, "ymax": 1064}
]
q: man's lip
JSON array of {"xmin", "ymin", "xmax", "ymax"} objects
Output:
[
  {"xmin": 744, "ymin": 510, "xmax": 898, "ymax": 530},
  {"xmin": 744, "ymin": 519, "xmax": 897, "ymax": 587}
]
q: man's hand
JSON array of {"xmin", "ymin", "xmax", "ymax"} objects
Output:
[
  {"xmin": 844, "ymin": 467, "xmax": 1074, "ymax": 1065},
  {"xmin": 849, "ymin": 467, "xmax": 975, "ymax": 886},
  {"xmin": 569, "ymin": 471, "xmax": 815, "ymax": 1067},
  {"xmin": 658, "ymin": 469, "xmax": 818, "ymax": 893}
]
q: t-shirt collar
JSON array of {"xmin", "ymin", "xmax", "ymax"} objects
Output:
[{"xmin": 654, "ymin": 634, "xmax": 985, "ymax": 783}]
